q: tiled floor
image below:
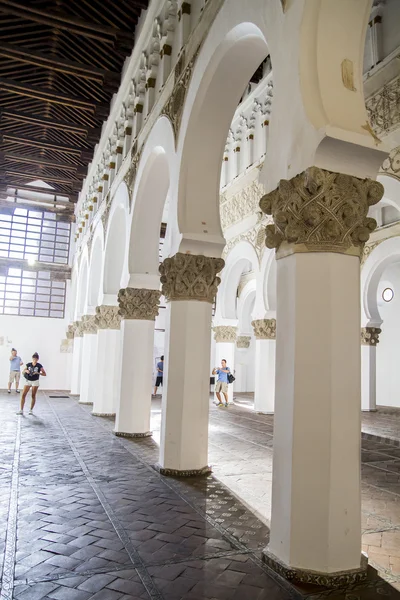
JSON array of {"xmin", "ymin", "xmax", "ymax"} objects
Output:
[{"xmin": 0, "ymin": 390, "xmax": 399, "ymax": 599}]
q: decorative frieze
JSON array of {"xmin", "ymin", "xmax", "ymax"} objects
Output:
[
  {"xmin": 162, "ymin": 47, "xmax": 200, "ymax": 144},
  {"xmin": 220, "ymin": 179, "xmax": 266, "ymax": 231},
  {"xmin": 380, "ymin": 145, "xmax": 400, "ymax": 182},
  {"xmin": 236, "ymin": 336, "xmax": 251, "ymax": 349},
  {"xmin": 361, "ymin": 327, "xmax": 381, "ymax": 346},
  {"xmin": 213, "ymin": 326, "xmax": 237, "ymax": 344},
  {"xmin": 124, "ymin": 147, "xmax": 142, "ymax": 210},
  {"xmin": 159, "ymin": 253, "xmax": 224, "ymax": 303},
  {"xmin": 252, "ymin": 319, "xmax": 276, "ymax": 340},
  {"xmin": 118, "ymin": 288, "xmax": 161, "ymax": 320},
  {"xmin": 366, "ymin": 73, "xmax": 400, "ymax": 138},
  {"xmin": 95, "ymin": 305, "xmax": 121, "ymax": 330},
  {"xmin": 260, "ymin": 167, "xmax": 384, "ymax": 259},
  {"xmin": 81, "ymin": 314, "xmax": 98, "ymax": 335}
]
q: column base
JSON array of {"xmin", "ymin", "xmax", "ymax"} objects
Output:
[
  {"xmin": 79, "ymin": 401, "xmax": 93, "ymax": 405},
  {"xmin": 92, "ymin": 412, "xmax": 116, "ymax": 417},
  {"xmin": 154, "ymin": 464, "xmax": 212, "ymax": 477},
  {"xmin": 113, "ymin": 431, "xmax": 152, "ymax": 439},
  {"xmin": 262, "ymin": 548, "xmax": 368, "ymax": 589}
]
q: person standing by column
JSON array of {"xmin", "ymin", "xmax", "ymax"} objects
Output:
[
  {"xmin": 8, "ymin": 348, "xmax": 23, "ymax": 394},
  {"xmin": 213, "ymin": 359, "xmax": 231, "ymax": 407},
  {"xmin": 17, "ymin": 353, "xmax": 46, "ymax": 415},
  {"xmin": 153, "ymin": 355, "xmax": 164, "ymax": 396}
]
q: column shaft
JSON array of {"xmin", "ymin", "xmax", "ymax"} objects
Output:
[
  {"xmin": 269, "ymin": 252, "xmax": 361, "ymax": 573},
  {"xmin": 70, "ymin": 336, "xmax": 83, "ymax": 395},
  {"xmin": 79, "ymin": 333, "xmax": 97, "ymax": 404},
  {"xmin": 93, "ymin": 329, "xmax": 121, "ymax": 415},
  {"xmin": 114, "ymin": 319, "xmax": 155, "ymax": 436},
  {"xmin": 254, "ymin": 339, "xmax": 275, "ymax": 413},
  {"xmin": 159, "ymin": 300, "xmax": 213, "ymax": 473}
]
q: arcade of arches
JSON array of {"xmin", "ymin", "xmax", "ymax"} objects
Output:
[{"xmin": 3, "ymin": 0, "xmax": 400, "ymax": 598}]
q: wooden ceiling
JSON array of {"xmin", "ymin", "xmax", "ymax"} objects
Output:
[{"xmin": 0, "ymin": 0, "xmax": 149, "ymax": 205}]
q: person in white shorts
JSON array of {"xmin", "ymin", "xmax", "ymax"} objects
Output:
[
  {"xmin": 8, "ymin": 348, "xmax": 23, "ymax": 394},
  {"xmin": 17, "ymin": 353, "xmax": 47, "ymax": 416}
]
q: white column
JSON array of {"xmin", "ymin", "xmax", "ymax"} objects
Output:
[
  {"xmin": 114, "ymin": 288, "xmax": 160, "ymax": 437},
  {"xmin": 158, "ymin": 253, "xmax": 224, "ymax": 475},
  {"xmin": 361, "ymin": 327, "xmax": 381, "ymax": 412},
  {"xmin": 92, "ymin": 306, "xmax": 121, "ymax": 416},
  {"xmin": 78, "ymin": 315, "xmax": 98, "ymax": 405},
  {"xmin": 252, "ymin": 319, "xmax": 276, "ymax": 414},
  {"xmin": 70, "ymin": 321, "xmax": 83, "ymax": 395},
  {"xmin": 260, "ymin": 167, "xmax": 383, "ymax": 584},
  {"xmin": 235, "ymin": 336, "xmax": 251, "ymax": 392},
  {"xmin": 213, "ymin": 326, "xmax": 236, "ymax": 404}
]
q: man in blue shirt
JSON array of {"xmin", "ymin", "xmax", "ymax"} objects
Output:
[
  {"xmin": 153, "ymin": 355, "xmax": 164, "ymax": 396},
  {"xmin": 8, "ymin": 348, "xmax": 23, "ymax": 394},
  {"xmin": 212, "ymin": 359, "xmax": 231, "ymax": 407}
]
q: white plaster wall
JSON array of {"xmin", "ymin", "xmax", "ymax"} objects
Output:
[
  {"xmin": 376, "ymin": 264, "xmax": 400, "ymax": 408},
  {"xmin": 0, "ymin": 315, "xmax": 69, "ymax": 390}
]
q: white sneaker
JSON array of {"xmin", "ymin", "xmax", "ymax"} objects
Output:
[
  {"xmin": 28, "ymin": 410, "xmax": 33, "ymax": 415},
  {"xmin": 16, "ymin": 410, "xmax": 23, "ymax": 415},
  {"xmin": 7, "ymin": 390, "xmax": 11, "ymax": 394}
]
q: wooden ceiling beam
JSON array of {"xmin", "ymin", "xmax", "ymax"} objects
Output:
[
  {"xmin": 0, "ymin": 152, "xmax": 86, "ymax": 173},
  {"xmin": 0, "ymin": 41, "xmax": 120, "ymax": 83},
  {"xmin": 4, "ymin": 170, "xmax": 76, "ymax": 185},
  {"xmin": 0, "ymin": 77, "xmax": 108, "ymax": 116},
  {"xmin": 0, "ymin": 181, "xmax": 78, "ymax": 202},
  {"xmin": 1, "ymin": 133, "xmax": 90, "ymax": 156},
  {"xmin": 0, "ymin": 0, "xmax": 136, "ymax": 45},
  {"xmin": 0, "ymin": 109, "xmax": 99, "ymax": 136}
]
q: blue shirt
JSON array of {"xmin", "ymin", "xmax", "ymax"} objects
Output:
[
  {"xmin": 10, "ymin": 356, "xmax": 22, "ymax": 371},
  {"xmin": 216, "ymin": 367, "xmax": 230, "ymax": 383},
  {"xmin": 157, "ymin": 361, "xmax": 163, "ymax": 376}
]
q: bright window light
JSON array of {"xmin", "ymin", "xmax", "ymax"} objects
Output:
[{"xmin": 382, "ymin": 287, "xmax": 394, "ymax": 303}]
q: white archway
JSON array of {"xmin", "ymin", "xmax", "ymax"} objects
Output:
[
  {"xmin": 103, "ymin": 183, "xmax": 129, "ymax": 303},
  {"xmin": 87, "ymin": 227, "xmax": 104, "ymax": 310}
]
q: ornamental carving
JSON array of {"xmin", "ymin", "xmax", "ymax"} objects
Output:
[
  {"xmin": 220, "ymin": 179, "xmax": 266, "ymax": 231},
  {"xmin": 124, "ymin": 147, "xmax": 142, "ymax": 210},
  {"xmin": 101, "ymin": 196, "xmax": 112, "ymax": 233},
  {"xmin": 380, "ymin": 145, "xmax": 400, "ymax": 182},
  {"xmin": 81, "ymin": 314, "xmax": 98, "ymax": 335},
  {"xmin": 260, "ymin": 167, "xmax": 383, "ymax": 258},
  {"xmin": 118, "ymin": 288, "xmax": 161, "ymax": 320},
  {"xmin": 213, "ymin": 326, "xmax": 237, "ymax": 343},
  {"xmin": 236, "ymin": 336, "xmax": 251, "ymax": 349},
  {"xmin": 222, "ymin": 212, "xmax": 272, "ymax": 262},
  {"xmin": 162, "ymin": 47, "xmax": 200, "ymax": 145},
  {"xmin": 159, "ymin": 253, "xmax": 224, "ymax": 303},
  {"xmin": 252, "ymin": 319, "xmax": 276, "ymax": 340},
  {"xmin": 60, "ymin": 339, "xmax": 73, "ymax": 353},
  {"xmin": 73, "ymin": 320, "xmax": 84, "ymax": 338},
  {"xmin": 366, "ymin": 74, "xmax": 400, "ymax": 137},
  {"xmin": 95, "ymin": 305, "xmax": 121, "ymax": 330},
  {"xmin": 361, "ymin": 327, "xmax": 381, "ymax": 346},
  {"xmin": 66, "ymin": 323, "xmax": 75, "ymax": 339}
]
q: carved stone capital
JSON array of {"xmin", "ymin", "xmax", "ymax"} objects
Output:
[
  {"xmin": 118, "ymin": 288, "xmax": 161, "ymax": 321},
  {"xmin": 361, "ymin": 327, "xmax": 381, "ymax": 346},
  {"xmin": 95, "ymin": 305, "xmax": 121, "ymax": 330},
  {"xmin": 260, "ymin": 167, "xmax": 384, "ymax": 259},
  {"xmin": 73, "ymin": 320, "xmax": 84, "ymax": 338},
  {"xmin": 213, "ymin": 326, "xmax": 237, "ymax": 344},
  {"xmin": 159, "ymin": 253, "xmax": 224, "ymax": 303},
  {"xmin": 236, "ymin": 336, "xmax": 251, "ymax": 349},
  {"xmin": 81, "ymin": 314, "xmax": 98, "ymax": 335},
  {"xmin": 252, "ymin": 319, "xmax": 276, "ymax": 340},
  {"xmin": 60, "ymin": 338, "xmax": 73, "ymax": 353},
  {"xmin": 66, "ymin": 323, "xmax": 75, "ymax": 339}
]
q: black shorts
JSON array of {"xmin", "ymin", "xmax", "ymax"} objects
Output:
[{"xmin": 155, "ymin": 376, "xmax": 163, "ymax": 387}]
